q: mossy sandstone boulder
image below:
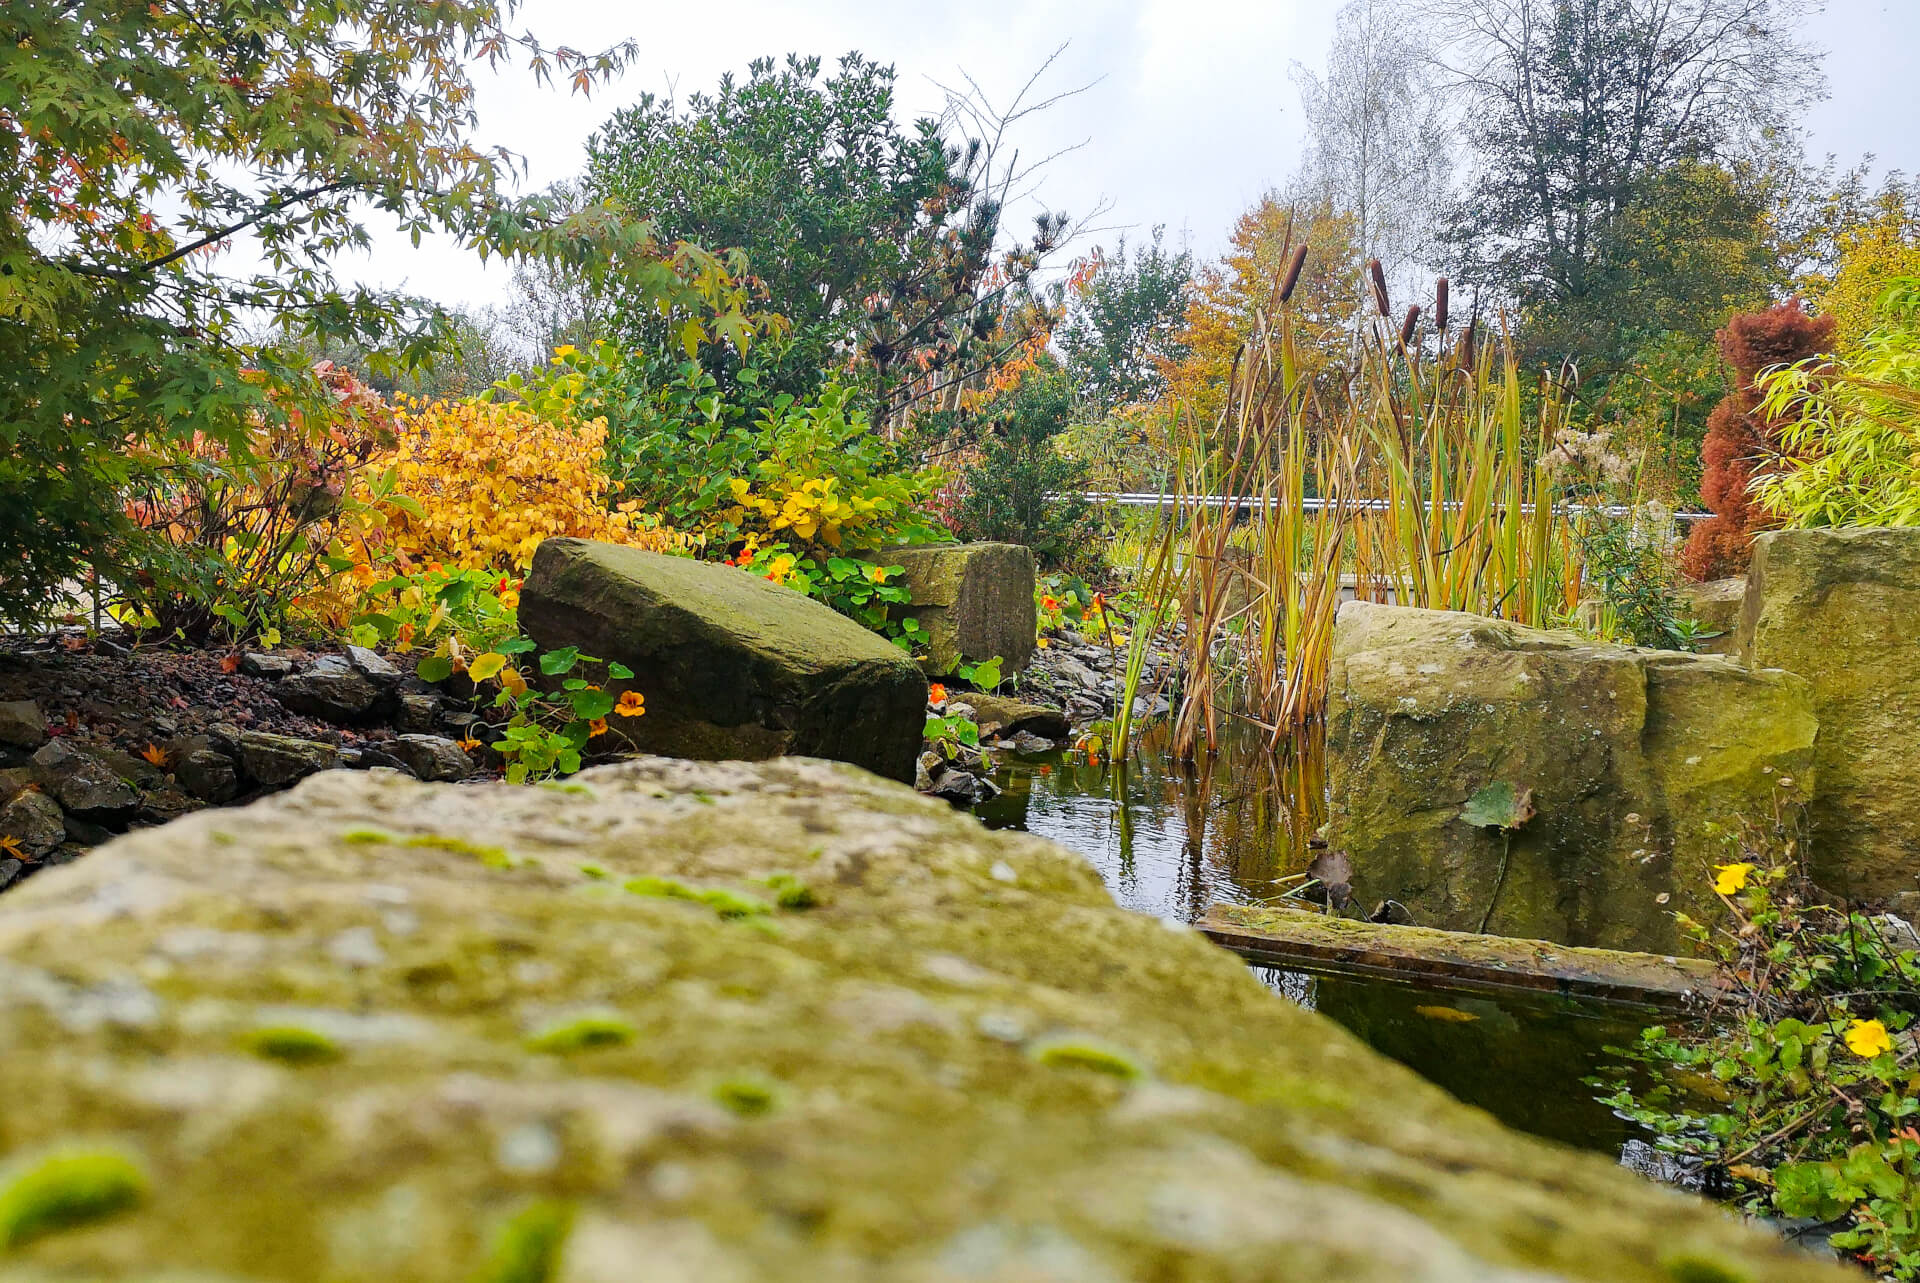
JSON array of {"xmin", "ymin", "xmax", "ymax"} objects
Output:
[
  {"xmin": 863, "ymin": 543, "xmax": 1036, "ymax": 675},
  {"xmin": 1327, "ymin": 602, "xmax": 1814, "ymax": 951},
  {"xmin": 0, "ymin": 761, "xmax": 1841, "ymax": 1281},
  {"xmin": 521, "ymin": 539, "xmax": 925, "ymax": 783},
  {"xmin": 1740, "ymin": 527, "xmax": 1920, "ymax": 901}
]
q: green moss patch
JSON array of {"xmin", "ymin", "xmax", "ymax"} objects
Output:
[
  {"xmin": 624, "ymin": 876, "xmax": 771, "ymax": 919},
  {"xmin": 525, "ymin": 1014, "xmax": 637, "ymax": 1054},
  {"xmin": 0, "ymin": 1146, "xmax": 148, "ymax": 1250},
  {"xmin": 1029, "ymin": 1036, "xmax": 1144, "ymax": 1081},
  {"xmin": 475, "ymin": 1200, "xmax": 574, "ymax": 1283},
  {"xmin": 763, "ymin": 873, "xmax": 818, "ymax": 910},
  {"xmin": 241, "ymin": 1025, "xmax": 343, "ymax": 1064},
  {"xmin": 405, "ymin": 833, "xmax": 518, "ymax": 869},
  {"xmin": 712, "ymin": 1077, "xmax": 780, "ymax": 1117}
]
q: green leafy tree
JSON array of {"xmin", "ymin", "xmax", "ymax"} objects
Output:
[
  {"xmin": 954, "ymin": 369, "xmax": 1095, "ymax": 568},
  {"xmin": 1425, "ymin": 0, "xmax": 1821, "ymax": 373},
  {"xmin": 1057, "ymin": 227, "xmax": 1193, "ymax": 415},
  {"xmin": 586, "ymin": 52, "xmax": 1073, "ymax": 422},
  {"xmin": 0, "ymin": 0, "xmax": 747, "ymax": 628}
]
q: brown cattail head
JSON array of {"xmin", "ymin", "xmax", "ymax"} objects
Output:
[
  {"xmin": 1400, "ymin": 304, "xmax": 1420, "ymax": 348},
  {"xmin": 1278, "ymin": 244, "xmax": 1309, "ymax": 304},
  {"xmin": 1433, "ymin": 277, "xmax": 1449, "ymax": 333},
  {"xmin": 1459, "ymin": 316, "xmax": 1478, "ymax": 371},
  {"xmin": 1368, "ymin": 259, "xmax": 1390, "ymax": 317}
]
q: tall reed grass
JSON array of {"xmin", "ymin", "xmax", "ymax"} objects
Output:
[{"xmin": 1116, "ymin": 264, "xmax": 1582, "ymax": 763}]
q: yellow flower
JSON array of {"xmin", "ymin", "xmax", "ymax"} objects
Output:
[
  {"xmin": 1036, "ymin": 637, "xmax": 1050, "ymax": 649},
  {"xmin": 1845, "ymin": 1018, "xmax": 1893, "ymax": 1058},
  {"xmin": 1712, "ymin": 862, "xmax": 1756, "ymax": 896},
  {"xmin": 866, "ymin": 564, "xmax": 887, "ymax": 583}
]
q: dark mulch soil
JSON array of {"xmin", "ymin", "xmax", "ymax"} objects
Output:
[{"xmin": 0, "ymin": 629, "xmax": 408, "ymax": 762}]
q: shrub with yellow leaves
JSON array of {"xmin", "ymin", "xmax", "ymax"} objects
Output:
[{"xmin": 349, "ymin": 396, "xmax": 685, "ymax": 573}]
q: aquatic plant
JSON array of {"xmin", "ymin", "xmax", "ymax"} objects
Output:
[
  {"xmin": 0, "ymin": 1146, "xmax": 148, "ymax": 1250},
  {"xmin": 1603, "ymin": 820, "xmax": 1920, "ymax": 1278},
  {"xmin": 1118, "ymin": 261, "xmax": 1581, "ymax": 759}
]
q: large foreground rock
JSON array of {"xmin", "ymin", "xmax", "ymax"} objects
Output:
[
  {"xmin": 0, "ymin": 762, "xmax": 1838, "ymax": 1281},
  {"xmin": 1327, "ymin": 602, "xmax": 1815, "ymax": 951},
  {"xmin": 1740, "ymin": 527, "xmax": 1920, "ymax": 901},
  {"xmin": 523, "ymin": 539, "xmax": 926, "ymax": 783},
  {"xmin": 864, "ymin": 542, "xmax": 1037, "ymax": 676}
]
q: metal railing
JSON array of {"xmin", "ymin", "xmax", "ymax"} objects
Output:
[{"xmin": 1059, "ymin": 491, "xmax": 1712, "ymax": 522}]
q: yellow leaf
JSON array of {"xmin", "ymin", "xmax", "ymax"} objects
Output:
[{"xmin": 468, "ymin": 652, "xmax": 508, "ymax": 682}]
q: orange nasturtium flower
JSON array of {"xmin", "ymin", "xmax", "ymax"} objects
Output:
[
  {"xmin": 615, "ymin": 691, "xmax": 646, "ymax": 718},
  {"xmin": 928, "ymin": 683, "xmax": 947, "ymax": 706},
  {"xmin": 588, "ymin": 718, "xmax": 609, "ymax": 738},
  {"xmin": 1845, "ymin": 1018, "xmax": 1893, "ymax": 1058},
  {"xmin": 1713, "ymin": 862, "xmax": 1756, "ymax": 896},
  {"xmin": 1041, "ymin": 595, "xmax": 1060, "ymax": 611}
]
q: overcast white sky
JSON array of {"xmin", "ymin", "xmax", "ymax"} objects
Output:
[{"xmin": 349, "ymin": 0, "xmax": 1920, "ymax": 310}]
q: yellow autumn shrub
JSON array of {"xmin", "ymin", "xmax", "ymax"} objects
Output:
[{"xmin": 351, "ymin": 397, "xmax": 685, "ymax": 571}]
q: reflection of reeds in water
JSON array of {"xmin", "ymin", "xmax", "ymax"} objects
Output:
[{"xmin": 1120, "ymin": 261, "xmax": 1579, "ymax": 763}]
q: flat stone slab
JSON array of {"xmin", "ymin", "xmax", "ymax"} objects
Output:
[
  {"xmin": 0, "ymin": 759, "xmax": 1839, "ymax": 1281},
  {"xmin": 1200, "ymin": 903, "xmax": 1724, "ymax": 1009}
]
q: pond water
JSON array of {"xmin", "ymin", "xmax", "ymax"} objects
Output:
[{"xmin": 976, "ymin": 723, "xmax": 1665, "ymax": 1161}]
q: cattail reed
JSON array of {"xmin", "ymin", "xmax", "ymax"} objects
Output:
[
  {"xmin": 1368, "ymin": 258, "xmax": 1390, "ymax": 318},
  {"xmin": 1459, "ymin": 316, "xmax": 1478, "ymax": 371},
  {"xmin": 1278, "ymin": 244, "xmax": 1309, "ymax": 304},
  {"xmin": 1400, "ymin": 304, "xmax": 1420, "ymax": 348},
  {"xmin": 1434, "ymin": 277, "xmax": 1449, "ymax": 333}
]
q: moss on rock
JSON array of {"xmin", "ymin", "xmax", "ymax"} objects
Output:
[
  {"xmin": 1740, "ymin": 528, "xmax": 1920, "ymax": 901},
  {"xmin": 0, "ymin": 759, "xmax": 1847, "ymax": 1280},
  {"xmin": 520, "ymin": 539, "xmax": 926, "ymax": 783},
  {"xmin": 1326, "ymin": 602, "xmax": 1814, "ymax": 952},
  {"xmin": 861, "ymin": 542, "xmax": 1036, "ymax": 676}
]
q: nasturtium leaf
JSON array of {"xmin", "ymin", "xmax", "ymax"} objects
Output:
[
  {"xmin": 415, "ymin": 655, "xmax": 454, "ymax": 683},
  {"xmin": 539, "ymin": 647, "xmax": 580, "ymax": 676},
  {"xmin": 570, "ymin": 690, "xmax": 615, "ymax": 720},
  {"xmin": 1460, "ymin": 781, "xmax": 1537, "ymax": 831},
  {"xmin": 468, "ymin": 653, "xmax": 508, "ymax": 682}
]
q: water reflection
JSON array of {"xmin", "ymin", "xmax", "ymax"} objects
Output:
[
  {"xmin": 1255, "ymin": 964, "xmax": 1652, "ymax": 1154},
  {"xmin": 979, "ymin": 723, "xmax": 1664, "ymax": 1160},
  {"xmin": 975, "ymin": 720, "xmax": 1325, "ymax": 923}
]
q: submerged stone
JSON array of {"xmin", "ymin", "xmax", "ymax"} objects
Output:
[
  {"xmin": 1326, "ymin": 602, "xmax": 1815, "ymax": 951},
  {"xmin": 521, "ymin": 538, "xmax": 926, "ymax": 783},
  {"xmin": 1740, "ymin": 527, "xmax": 1920, "ymax": 902},
  {"xmin": 0, "ymin": 759, "xmax": 1845, "ymax": 1281}
]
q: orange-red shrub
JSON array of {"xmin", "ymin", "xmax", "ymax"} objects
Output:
[{"xmin": 1681, "ymin": 301, "xmax": 1835, "ymax": 581}]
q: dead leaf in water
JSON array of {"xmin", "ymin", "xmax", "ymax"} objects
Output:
[
  {"xmin": 1414, "ymin": 1005, "xmax": 1480, "ymax": 1024},
  {"xmin": 1306, "ymin": 849, "xmax": 1353, "ymax": 911}
]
